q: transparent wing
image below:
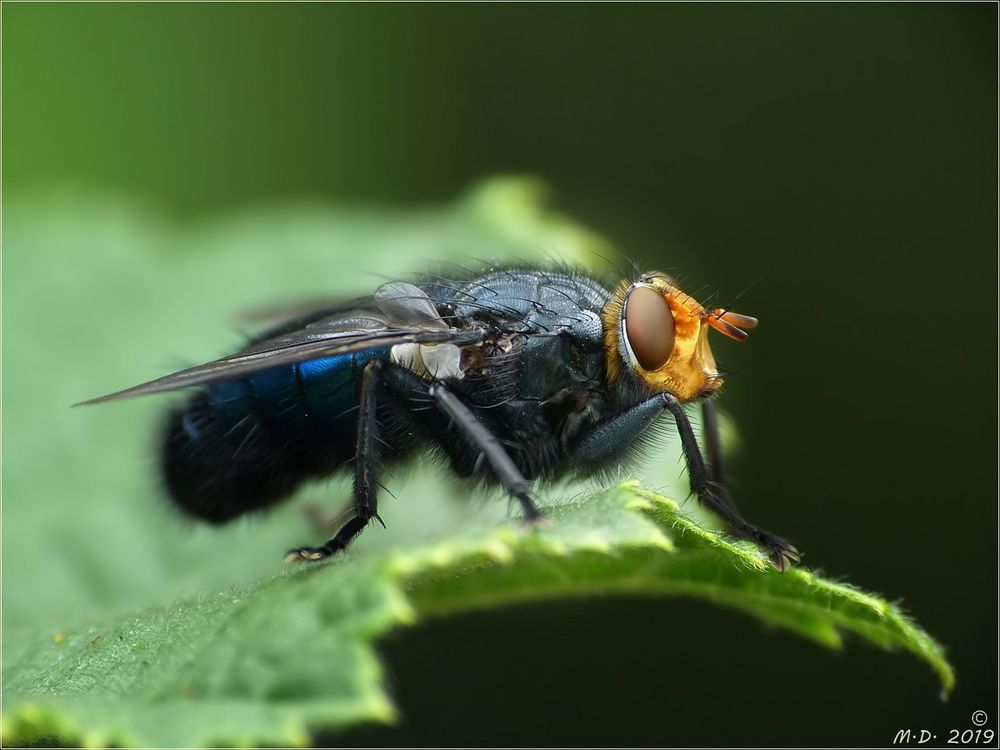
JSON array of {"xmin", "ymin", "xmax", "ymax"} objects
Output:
[
  {"xmin": 236, "ymin": 283, "xmax": 447, "ymax": 354},
  {"xmin": 373, "ymin": 281, "xmax": 449, "ymax": 330},
  {"xmin": 78, "ymin": 310, "xmax": 480, "ymax": 405}
]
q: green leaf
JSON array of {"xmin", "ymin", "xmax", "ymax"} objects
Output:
[
  {"xmin": 2, "ymin": 179, "xmax": 953, "ymax": 747},
  {"xmin": 2, "ymin": 483, "xmax": 953, "ymax": 747}
]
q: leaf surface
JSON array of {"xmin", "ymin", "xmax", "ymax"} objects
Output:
[{"xmin": 2, "ymin": 484, "xmax": 953, "ymax": 747}]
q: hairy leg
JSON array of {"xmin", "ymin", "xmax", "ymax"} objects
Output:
[{"xmin": 572, "ymin": 393, "xmax": 799, "ymax": 571}]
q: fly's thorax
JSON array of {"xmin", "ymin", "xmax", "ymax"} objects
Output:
[{"xmin": 602, "ymin": 272, "xmax": 757, "ymax": 402}]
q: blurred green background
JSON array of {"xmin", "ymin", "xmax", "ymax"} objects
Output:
[{"xmin": 3, "ymin": 3, "xmax": 996, "ymax": 746}]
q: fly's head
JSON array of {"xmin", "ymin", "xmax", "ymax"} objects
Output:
[{"xmin": 603, "ymin": 272, "xmax": 758, "ymax": 401}]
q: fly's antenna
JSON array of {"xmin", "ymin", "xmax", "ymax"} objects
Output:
[
  {"xmin": 722, "ymin": 273, "xmax": 766, "ymax": 312},
  {"xmin": 703, "ymin": 309, "xmax": 759, "ymax": 342}
]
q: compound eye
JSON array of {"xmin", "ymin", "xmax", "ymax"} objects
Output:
[{"xmin": 625, "ymin": 286, "xmax": 675, "ymax": 371}]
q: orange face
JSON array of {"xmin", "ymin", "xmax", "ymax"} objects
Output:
[{"xmin": 602, "ymin": 273, "xmax": 758, "ymax": 401}]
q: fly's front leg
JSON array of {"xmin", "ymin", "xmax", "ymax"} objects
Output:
[
  {"xmin": 429, "ymin": 384, "xmax": 542, "ymax": 522},
  {"xmin": 286, "ymin": 360, "xmax": 386, "ymax": 562},
  {"xmin": 662, "ymin": 394, "xmax": 799, "ymax": 571},
  {"xmin": 573, "ymin": 393, "xmax": 799, "ymax": 571}
]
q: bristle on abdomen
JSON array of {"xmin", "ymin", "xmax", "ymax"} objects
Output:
[{"xmin": 161, "ymin": 391, "xmax": 306, "ymax": 524}]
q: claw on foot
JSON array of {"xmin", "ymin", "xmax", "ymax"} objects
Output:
[
  {"xmin": 728, "ymin": 522, "xmax": 801, "ymax": 573},
  {"xmin": 761, "ymin": 537, "xmax": 801, "ymax": 573},
  {"xmin": 284, "ymin": 547, "xmax": 329, "ymax": 564}
]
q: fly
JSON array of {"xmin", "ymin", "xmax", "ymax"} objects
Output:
[{"xmin": 81, "ymin": 267, "xmax": 800, "ymax": 571}]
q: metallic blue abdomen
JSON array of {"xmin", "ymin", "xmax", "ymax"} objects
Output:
[
  {"xmin": 203, "ymin": 347, "xmax": 387, "ymax": 439},
  {"xmin": 164, "ymin": 346, "xmax": 389, "ymax": 523}
]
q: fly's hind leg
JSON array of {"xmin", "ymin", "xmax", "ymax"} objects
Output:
[{"xmin": 286, "ymin": 360, "xmax": 387, "ymax": 563}]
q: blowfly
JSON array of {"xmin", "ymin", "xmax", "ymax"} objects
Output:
[{"xmin": 82, "ymin": 266, "xmax": 799, "ymax": 571}]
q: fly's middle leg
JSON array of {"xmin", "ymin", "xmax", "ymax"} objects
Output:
[{"xmin": 429, "ymin": 384, "xmax": 542, "ymax": 522}]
